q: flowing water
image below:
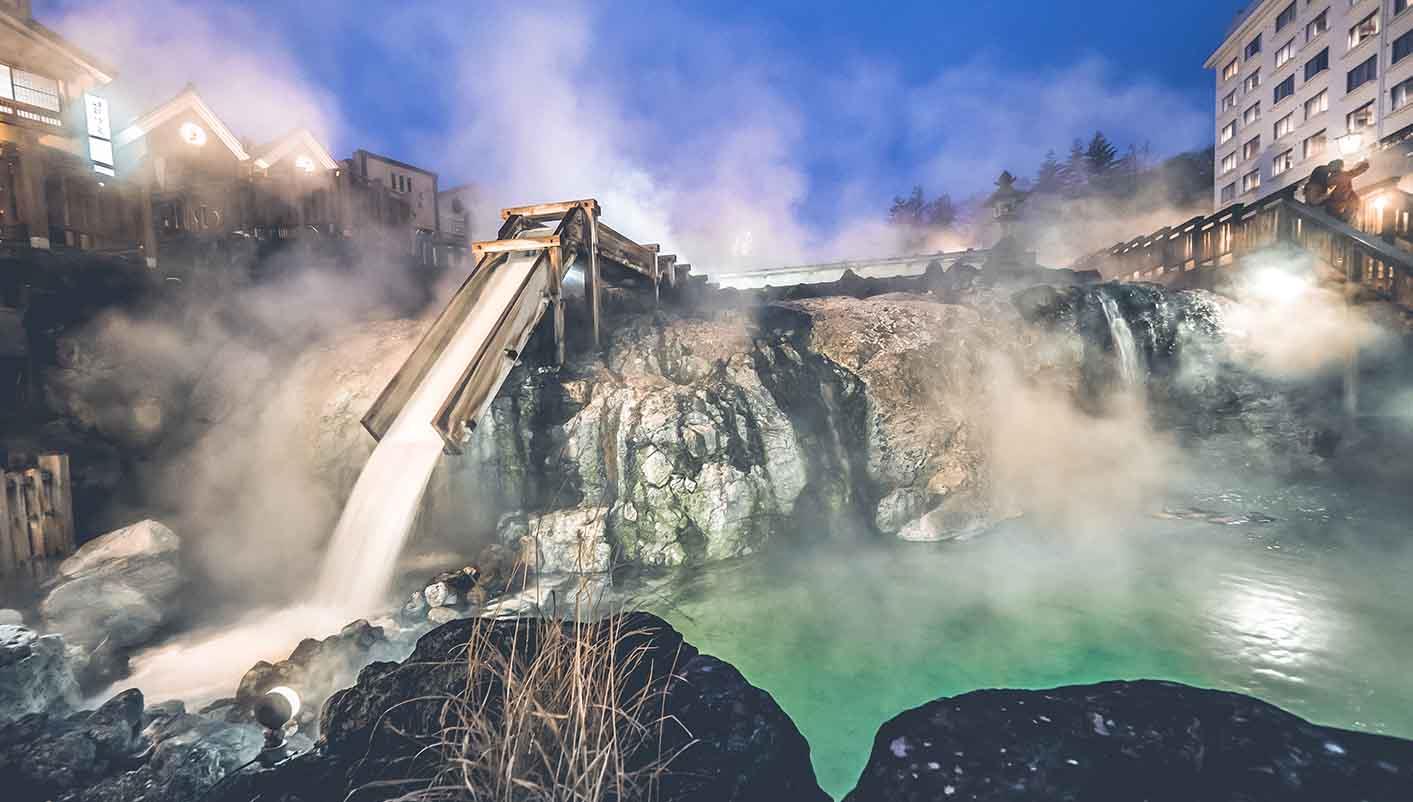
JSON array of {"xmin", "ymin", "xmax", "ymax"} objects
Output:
[
  {"xmin": 1099, "ymin": 292, "xmax": 1144, "ymax": 387},
  {"xmin": 647, "ymin": 467, "xmax": 1413, "ymax": 796}
]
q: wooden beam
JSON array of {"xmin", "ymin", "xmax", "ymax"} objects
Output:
[
  {"xmin": 472, "ymin": 235, "xmax": 560, "ymax": 257},
  {"xmin": 644, "ymin": 243, "xmax": 661, "ymax": 305},
  {"xmin": 21, "ymin": 470, "xmax": 45, "ymax": 564},
  {"xmin": 37, "ymin": 454, "xmax": 74, "ymax": 557},
  {"xmin": 500, "ymin": 199, "xmax": 600, "ymax": 221},
  {"xmin": 588, "ymin": 207, "xmax": 601, "ymax": 348},
  {"xmin": 0, "ymin": 471, "xmax": 13, "ymax": 577},
  {"xmin": 548, "ymin": 246, "xmax": 566, "ymax": 365}
]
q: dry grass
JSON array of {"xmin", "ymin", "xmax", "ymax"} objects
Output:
[{"xmin": 393, "ymin": 610, "xmax": 690, "ymax": 802}]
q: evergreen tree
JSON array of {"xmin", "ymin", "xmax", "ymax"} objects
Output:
[
  {"xmin": 1033, "ymin": 150, "xmax": 1066, "ymax": 195},
  {"xmin": 1084, "ymin": 131, "xmax": 1119, "ymax": 175},
  {"xmin": 889, "ymin": 186, "xmax": 956, "ymax": 228},
  {"xmin": 888, "ymin": 186, "xmax": 929, "ymax": 226},
  {"xmin": 1066, "ymin": 138, "xmax": 1089, "ymax": 191}
]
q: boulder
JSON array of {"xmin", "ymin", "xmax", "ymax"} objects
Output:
[
  {"xmin": 210, "ymin": 613, "xmax": 827, "ymax": 802},
  {"xmin": 0, "ymin": 609, "xmax": 22, "ymax": 626},
  {"xmin": 520, "ymin": 506, "xmax": 612, "ymax": 574},
  {"xmin": 41, "ymin": 520, "xmax": 184, "ymax": 659},
  {"xmin": 421, "ymin": 581, "xmax": 458, "ymax": 609},
  {"xmin": 844, "ymin": 680, "xmax": 1413, "ymax": 802},
  {"xmin": 0, "ymin": 625, "xmax": 79, "ymax": 724}
]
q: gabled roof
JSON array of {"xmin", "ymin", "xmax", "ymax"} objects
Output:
[
  {"xmin": 0, "ymin": 9, "xmax": 115, "ymax": 85},
  {"xmin": 251, "ymin": 128, "xmax": 338, "ymax": 171},
  {"xmin": 113, "ymin": 85, "xmax": 250, "ymax": 161}
]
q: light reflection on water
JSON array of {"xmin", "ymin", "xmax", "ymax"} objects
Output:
[{"xmin": 647, "ymin": 479, "xmax": 1413, "ymax": 796}]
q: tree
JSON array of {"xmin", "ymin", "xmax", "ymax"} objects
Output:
[
  {"xmin": 889, "ymin": 186, "xmax": 956, "ymax": 228},
  {"xmin": 1084, "ymin": 131, "xmax": 1119, "ymax": 176},
  {"xmin": 1066, "ymin": 139, "xmax": 1089, "ymax": 191},
  {"xmin": 1033, "ymin": 150, "xmax": 1067, "ymax": 195}
]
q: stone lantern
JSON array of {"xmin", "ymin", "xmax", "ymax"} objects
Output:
[{"xmin": 983, "ymin": 171, "xmax": 1033, "ymax": 271}]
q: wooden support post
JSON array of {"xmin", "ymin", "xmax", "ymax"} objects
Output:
[
  {"xmin": 22, "ymin": 469, "xmax": 46, "ymax": 561},
  {"xmin": 587, "ymin": 206, "xmax": 601, "ymax": 349},
  {"xmin": 4, "ymin": 474, "xmax": 27, "ymax": 567},
  {"xmin": 37, "ymin": 454, "xmax": 74, "ymax": 556},
  {"xmin": 548, "ymin": 247, "xmax": 566, "ymax": 365},
  {"xmin": 645, "ymin": 244, "xmax": 661, "ymax": 306},
  {"xmin": 0, "ymin": 471, "xmax": 12, "ymax": 577}
]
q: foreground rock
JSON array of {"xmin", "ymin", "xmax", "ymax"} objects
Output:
[
  {"xmin": 0, "ymin": 625, "xmax": 79, "ymax": 724},
  {"xmin": 844, "ymin": 679, "xmax": 1413, "ymax": 802},
  {"xmin": 40, "ymin": 520, "xmax": 185, "ymax": 688},
  {"xmin": 212, "ymin": 612, "xmax": 827, "ymax": 802}
]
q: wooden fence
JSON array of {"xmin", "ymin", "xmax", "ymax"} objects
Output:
[{"xmin": 1, "ymin": 453, "xmax": 76, "ymax": 578}]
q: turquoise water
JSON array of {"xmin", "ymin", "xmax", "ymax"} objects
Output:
[{"xmin": 647, "ymin": 476, "xmax": 1413, "ymax": 797}]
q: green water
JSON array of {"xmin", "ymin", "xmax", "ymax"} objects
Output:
[{"xmin": 646, "ymin": 475, "xmax": 1413, "ymax": 797}]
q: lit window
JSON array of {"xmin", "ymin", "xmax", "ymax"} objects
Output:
[
  {"xmin": 1349, "ymin": 12, "xmax": 1378, "ymax": 49},
  {"xmin": 1276, "ymin": 39, "xmax": 1296, "ymax": 68},
  {"xmin": 1395, "ymin": 30, "xmax": 1413, "ymax": 64},
  {"xmin": 1275, "ymin": 111, "xmax": 1295, "ymax": 138},
  {"xmin": 1347, "ymin": 101, "xmax": 1376, "ymax": 132},
  {"xmin": 1347, "ymin": 56, "xmax": 1377, "ymax": 93},
  {"xmin": 1304, "ymin": 48, "xmax": 1329, "ymax": 80},
  {"xmin": 1223, "ymin": 58, "xmax": 1239, "ymax": 81},
  {"xmin": 0, "ymin": 65, "xmax": 10, "ymax": 102},
  {"xmin": 1244, "ymin": 70, "xmax": 1262, "ymax": 93},
  {"xmin": 1393, "ymin": 76, "xmax": 1413, "ymax": 110},
  {"xmin": 1223, "ymin": 89, "xmax": 1238, "ymax": 111},
  {"xmin": 11, "ymin": 68, "xmax": 59, "ymax": 112},
  {"xmin": 1306, "ymin": 10, "xmax": 1328, "ymax": 42},
  {"xmin": 1303, "ymin": 129, "xmax": 1327, "ymax": 160},
  {"xmin": 1243, "ymin": 135, "xmax": 1262, "ymax": 161},
  {"xmin": 1243, "ymin": 168, "xmax": 1262, "ymax": 194},
  {"xmin": 1277, "ymin": 2, "xmax": 1297, "ymax": 31},
  {"xmin": 1221, "ymin": 183, "xmax": 1237, "ymax": 203},
  {"xmin": 294, "ymin": 155, "xmax": 316, "ymax": 174},
  {"xmin": 1305, "ymin": 89, "xmax": 1329, "ymax": 119},
  {"xmin": 1274, "ymin": 75, "xmax": 1295, "ymax": 103},
  {"xmin": 179, "ymin": 122, "xmax": 208, "ymax": 146},
  {"xmin": 1244, "ymin": 102, "xmax": 1261, "ymax": 125},
  {"xmin": 1246, "ymin": 34, "xmax": 1263, "ymax": 60},
  {"xmin": 1221, "ymin": 120, "xmax": 1237, "ymax": 144},
  {"xmin": 1273, "ymin": 149, "xmax": 1294, "ymax": 176},
  {"xmin": 1398, "ymin": 0, "xmax": 1410, "ymax": 16},
  {"xmin": 1221, "ymin": 151, "xmax": 1237, "ymax": 174}
]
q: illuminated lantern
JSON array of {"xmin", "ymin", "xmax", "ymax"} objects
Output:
[{"xmin": 179, "ymin": 122, "xmax": 208, "ymax": 147}]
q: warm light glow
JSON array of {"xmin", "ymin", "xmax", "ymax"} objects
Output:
[
  {"xmin": 1244, "ymin": 266, "xmax": 1312, "ymax": 305},
  {"xmin": 294, "ymin": 155, "xmax": 316, "ymax": 174},
  {"xmin": 269, "ymin": 685, "xmax": 301, "ymax": 718},
  {"xmin": 1336, "ymin": 132, "xmax": 1364, "ymax": 157},
  {"xmin": 1372, "ymin": 194, "xmax": 1388, "ymax": 213},
  {"xmin": 180, "ymin": 122, "xmax": 208, "ymax": 147}
]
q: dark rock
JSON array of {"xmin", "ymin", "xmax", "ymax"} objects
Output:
[
  {"xmin": 0, "ymin": 624, "xmax": 80, "ymax": 724},
  {"xmin": 211, "ymin": 612, "xmax": 826, "ymax": 802},
  {"xmin": 843, "ymin": 679, "xmax": 1413, "ymax": 802}
]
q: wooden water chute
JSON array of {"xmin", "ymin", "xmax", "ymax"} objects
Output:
[
  {"xmin": 361, "ymin": 198, "xmax": 670, "ymax": 454},
  {"xmin": 0, "ymin": 454, "xmax": 77, "ymax": 578}
]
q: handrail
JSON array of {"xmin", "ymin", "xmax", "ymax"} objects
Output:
[{"xmin": 1274, "ymin": 198, "xmax": 1413, "ymax": 269}]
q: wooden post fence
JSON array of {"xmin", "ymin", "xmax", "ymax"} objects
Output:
[{"xmin": 0, "ymin": 453, "xmax": 76, "ymax": 578}]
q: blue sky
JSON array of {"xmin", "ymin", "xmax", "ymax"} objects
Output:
[{"xmin": 47, "ymin": 0, "xmax": 1249, "ymax": 266}]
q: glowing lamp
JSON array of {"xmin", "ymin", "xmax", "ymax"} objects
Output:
[
  {"xmin": 294, "ymin": 155, "xmax": 316, "ymax": 174},
  {"xmin": 1336, "ymin": 132, "xmax": 1364, "ymax": 157},
  {"xmin": 255, "ymin": 686, "xmax": 302, "ymax": 766},
  {"xmin": 179, "ymin": 122, "xmax": 208, "ymax": 147},
  {"xmin": 1372, "ymin": 195, "xmax": 1388, "ymax": 213}
]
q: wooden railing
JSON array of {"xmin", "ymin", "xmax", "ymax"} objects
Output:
[{"xmin": 1, "ymin": 454, "xmax": 76, "ymax": 578}]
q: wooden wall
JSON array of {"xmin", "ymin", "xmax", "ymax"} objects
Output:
[{"xmin": 0, "ymin": 453, "xmax": 75, "ymax": 577}]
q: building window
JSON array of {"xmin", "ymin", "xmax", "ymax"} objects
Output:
[
  {"xmin": 1307, "ymin": 9, "xmax": 1329, "ymax": 42},
  {"xmin": 1244, "ymin": 102, "xmax": 1261, "ymax": 125},
  {"xmin": 1244, "ymin": 69, "xmax": 1262, "ymax": 93},
  {"xmin": 1275, "ymin": 111, "xmax": 1295, "ymax": 138},
  {"xmin": 1, "ymin": 66, "xmax": 61, "ymax": 113},
  {"xmin": 1221, "ymin": 183, "xmax": 1237, "ymax": 203},
  {"xmin": 1221, "ymin": 151, "xmax": 1238, "ymax": 174},
  {"xmin": 1303, "ymin": 128, "xmax": 1327, "ymax": 160},
  {"xmin": 1221, "ymin": 120, "xmax": 1236, "ymax": 144},
  {"xmin": 1398, "ymin": 0, "xmax": 1411, "ymax": 16},
  {"xmin": 1395, "ymin": 30, "xmax": 1413, "ymax": 64},
  {"xmin": 1305, "ymin": 48, "xmax": 1329, "ymax": 80},
  {"xmin": 1273, "ymin": 149, "xmax": 1294, "ymax": 176},
  {"xmin": 1243, "ymin": 136, "xmax": 1262, "ymax": 160},
  {"xmin": 1245, "ymin": 34, "xmax": 1262, "ymax": 60},
  {"xmin": 1275, "ymin": 39, "xmax": 1294, "ymax": 69},
  {"xmin": 1274, "ymin": 75, "xmax": 1296, "ymax": 103},
  {"xmin": 1349, "ymin": 11, "xmax": 1379, "ymax": 49},
  {"xmin": 1347, "ymin": 56, "xmax": 1377, "ymax": 93},
  {"xmin": 1305, "ymin": 89, "xmax": 1329, "ymax": 119},
  {"xmin": 1243, "ymin": 169, "xmax": 1262, "ymax": 194},
  {"xmin": 1347, "ymin": 100, "xmax": 1376, "ymax": 132},
  {"xmin": 1276, "ymin": 2, "xmax": 1298, "ymax": 31},
  {"xmin": 1223, "ymin": 58, "xmax": 1239, "ymax": 81},
  {"xmin": 1393, "ymin": 76, "xmax": 1413, "ymax": 111},
  {"xmin": 1223, "ymin": 89, "xmax": 1238, "ymax": 111}
]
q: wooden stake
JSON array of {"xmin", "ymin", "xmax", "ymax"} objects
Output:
[
  {"xmin": 37, "ymin": 454, "xmax": 74, "ymax": 556},
  {"xmin": 0, "ymin": 471, "xmax": 13, "ymax": 576},
  {"xmin": 587, "ymin": 206, "xmax": 601, "ymax": 348},
  {"xmin": 22, "ymin": 469, "xmax": 46, "ymax": 561}
]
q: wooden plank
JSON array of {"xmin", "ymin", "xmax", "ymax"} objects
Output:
[
  {"xmin": 596, "ymin": 222, "xmax": 654, "ymax": 277},
  {"xmin": 36, "ymin": 454, "xmax": 74, "ymax": 556},
  {"xmin": 0, "ymin": 471, "xmax": 13, "ymax": 576},
  {"xmin": 587, "ymin": 207, "xmax": 601, "ymax": 347},
  {"xmin": 471, "ymin": 235, "xmax": 560, "ymax": 257},
  {"xmin": 659, "ymin": 254, "xmax": 678, "ymax": 288},
  {"xmin": 22, "ymin": 469, "xmax": 46, "ymax": 562},
  {"xmin": 644, "ymin": 244, "xmax": 661, "ymax": 304},
  {"xmin": 500, "ymin": 199, "xmax": 600, "ymax": 221}
]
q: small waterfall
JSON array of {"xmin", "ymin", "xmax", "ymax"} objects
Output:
[
  {"xmin": 1099, "ymin": 293, "xmax": 1144, "ymax": 388},
  {"xmin": 314, "ymin": 252, "xmax": 539, "ymax": 613}
]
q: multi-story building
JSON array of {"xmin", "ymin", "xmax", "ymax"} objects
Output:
[
  {"xmin": 437, "ymin": 183, "xmax": 477, "ymax": 267},
  {"xmin": 348, "ymin": 149, "xmax": 439, "ymax": 266},
  {"xmin": 1207, "ymin": 0, "xmax": 1413, "ymax": 210}
]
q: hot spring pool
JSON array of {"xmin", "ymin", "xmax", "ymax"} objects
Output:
[{"xmin": 646, "ymin": 475, "xmax": 1413, "ymax": 796}]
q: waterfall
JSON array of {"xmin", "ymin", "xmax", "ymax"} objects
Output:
[
  {"xmin": 314, "ymin": 252, "xmax": 538, "ymax": 613},
  {"xmin": 1099, "ymin": 293, "xmax": 1144, "ymax": 388}
]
